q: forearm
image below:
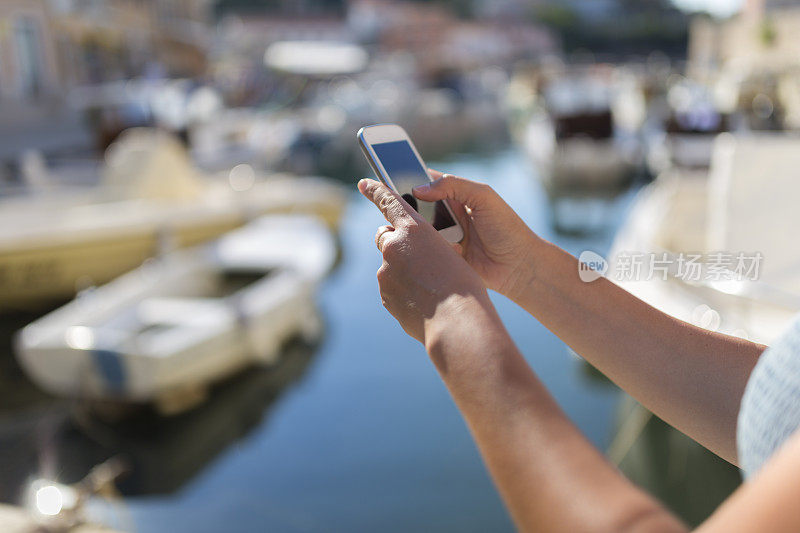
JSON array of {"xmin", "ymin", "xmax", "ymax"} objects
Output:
[
  {"xmin": 424, "ymin": 296, "xmax": 686, "ymax": 533},
  {"xmin": 510, "ymin": 238, "xmax": 766, "ymax": 463}
]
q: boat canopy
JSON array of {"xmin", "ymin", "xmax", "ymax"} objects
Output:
[{"xmin": 264, "ymin": 41, "xmax": 368, "ymax": 77}]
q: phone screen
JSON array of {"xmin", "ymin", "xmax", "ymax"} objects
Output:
[{"xmin": 371, "ymin": 140, "xmax": 456, "ymax": 230}]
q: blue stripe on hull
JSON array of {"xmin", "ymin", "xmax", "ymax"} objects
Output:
[{"xmin": 90, "ymin": 349, "xmax": 127, "ymax": 392}]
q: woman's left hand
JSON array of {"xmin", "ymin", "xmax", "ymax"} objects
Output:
[{"xmin": 358, "ymin": 178, "xmax": 491, "ymax": 344}]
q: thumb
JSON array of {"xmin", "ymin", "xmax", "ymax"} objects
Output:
[{"xmin": 413, "ymin": 171, "xmax": 486, "ymax": 203}]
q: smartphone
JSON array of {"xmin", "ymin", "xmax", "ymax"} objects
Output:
[{"xmin": 357, "ymin": 124, "xmax": 464, "ymax": 243}]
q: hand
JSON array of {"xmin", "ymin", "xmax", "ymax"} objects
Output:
[
  {"xmin": 413, "ymin": 171, "xmax": 539, "ymax": 300},
  {"xmin": 358, "ymin": 178, "xmax": 492, "ymax": 344}
]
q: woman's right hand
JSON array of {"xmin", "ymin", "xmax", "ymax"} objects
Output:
[{"xmin": 413, "ymin": 170, "xmax": 541, "ymax": 300}]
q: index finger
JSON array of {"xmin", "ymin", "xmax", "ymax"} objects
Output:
[{"xmin": 358, "ymin": 179, "xmax": 418, "ymax": 226}]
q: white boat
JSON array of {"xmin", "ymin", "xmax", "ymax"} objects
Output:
[
  {"xmin": 189, "ymin": 108, "xmax": 299, "ymax": 173},
  {"xmin": 648, "ymin": 132, "xmax": 719, "ymax": 172},
  {"xmin": 610, "ymin": 134, "xmax": 800, "ymax": 344},
  {"xmin": 0, "ymin": 128, "xmax": 346, "ymax": 312},
  {"xmin": 14, "ymin": 214, "xmax": 336, "ymax": 414},
  {"xmin": 522, "ymin": 66, "xmax": 645, "ymax": 198},
  {"xmin": 646, "ymin": 80, "xmax": 731, "ymax": 175}
]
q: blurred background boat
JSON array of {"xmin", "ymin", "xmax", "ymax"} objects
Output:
[
  {"xmin": 611, "ymin": 133, "xmax": 800, "ymax": 344},
  {"xmin": 645, "ymin": 78, "xmax": 731, "ymax": 174},
  {"xmin": 521, "ymin": 64, "xmax": 646, "ymax": 193},
  {"xmin": 258, "ymin": 39, "xmax": 512, "ymax": 178},
  {"xmin": 510, "ymin": 62, "xmax": 648, "ymax": 233},
  {"xmin": 0, "ymin": 129, "xmax": 345, "ymax": 312},
  {"xmin": 15, "ymin": 215, "xmax": 334, "ymax": 415}
]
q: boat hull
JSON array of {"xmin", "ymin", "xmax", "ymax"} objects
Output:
[
  {"xmin": 14, "ymin": 214, "xmax": 336, "ymax": 412},
  {"xmin": 0, "ymin": 177, "xmax": 345, "ymax": 312}
]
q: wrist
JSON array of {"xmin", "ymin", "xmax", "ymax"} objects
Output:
[
  {"xmin": 510, "ymin": 237, "xmax": 584, "ymax": 319},
  {"xmin": 500, "ymin": 231, "xmax": 549, "ymax": 304},
  {"xmin": 423, "ymin": 291, "xmax": 512, "ymax": 371}
]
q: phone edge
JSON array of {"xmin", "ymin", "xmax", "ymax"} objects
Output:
[{"xmin": 356, "ymin": 126, "xmax": 464, "ymax": 243}]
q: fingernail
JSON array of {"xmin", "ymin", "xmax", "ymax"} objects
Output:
[
  {"xmin": 357, "ymin": 179, "xmax": 368, "ymax": 192},
  {"xmin": 413, "ymin": 183, "xmax": 430, "ymax": 193}
]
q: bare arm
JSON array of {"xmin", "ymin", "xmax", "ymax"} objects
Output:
[
  {"xmin": 359, "ymin": 177, "xmax": 800, "ymax": 532},
  {"xmin": 415, "ymin": 173, "xmax": 765, "ymax": 464},
  {"xmin": 427, "ymin": 284, "xmax": 798, "ymax": 533},
  {"xmin": 359, "ymin": 177, "xmax": 687, "ymax": 532},
  {"xmin": 425, "ymin": 296, "xmax": 687, "ymax": 533},
  {"xmin": 508, "ymin": 238, "xmax": 765, "ymax": 463}
]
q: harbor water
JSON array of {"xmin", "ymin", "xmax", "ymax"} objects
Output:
[{"xmin": 0, "ymin": 147, "xmax": 633, "ymax": 532}]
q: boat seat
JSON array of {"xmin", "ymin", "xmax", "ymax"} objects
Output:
[{"xmin": 137, "ymin": 297, "xmax": 235, "ymax": 328}]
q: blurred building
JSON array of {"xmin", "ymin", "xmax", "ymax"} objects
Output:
[
  {"xmin": 1, "ymin": 0, "xmax": 213, "ymax": 96},
  {"xmin": 0, "ymin": 0, "xmax": 214, "ymax": 161},
  {"xmin": 51, "ymin": 0, "xmax": 213, "ymax": 85},
  {"xmin": 532, "ymin": 0, "xmax": 688, "ymax": 57},
  {"xmin": 211, "ymin": 0, "xmax": 553, "ymax": 105},
  {"xmin": 687, "ymin": 0, "xmax": 800, "ymax": 130},
  {"xmin": 745, "ymin": 0, "xmax": 800, "ymax": 15},
  {"xmin": 689, "ymin": 0, "xmax": 800, "ymax": 79},
  {"xmin": 150, "ymin": 0, "xmax": 215, "ymax": 78},
  {"xmin": 559, "ymin": 0, "xmax": 619, "ymax": 20},
  {"xmin": 0, "ymin": 0, "xmax": 80, "ymax": 161},
  {"xmin": 215, "ymin": 12, "xmax": 349, "ymax": 60},
  {"xmin": 51, "ymin": 0, "xmax": 156, "ymax": 86},
  {"xmin": 0, "ymin": 1, "xmax": 62, "ymax": 102},
  {"xmin": 350, "ymin": 0, "xmax": 554, "ymax": 73}
]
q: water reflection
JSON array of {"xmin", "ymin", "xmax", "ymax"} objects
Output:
[
  {"xmin": 0, "ymin": 313, "xmax": 54, "ymax": 416},
  {"xmin": 70, "ymin": 339, "xmax": 320, "ymax": 496},
  {"xmin": 0, "ymin": 337, "xmax": 321, "ymax": 503}
]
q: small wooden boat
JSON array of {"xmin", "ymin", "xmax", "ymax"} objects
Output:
[
  {"xmin": 0, "ymin": 128, "xmax": 346, "ymax": 312},
  {"xmin": 14, "ymin": 215, "xmax": 335, "ymax": 414}
]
